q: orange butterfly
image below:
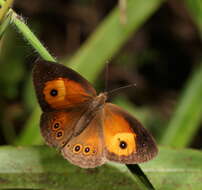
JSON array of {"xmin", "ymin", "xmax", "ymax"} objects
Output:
[{"xmin": 33, "ymin": 60, "xmax": 158, "ymax": 168}]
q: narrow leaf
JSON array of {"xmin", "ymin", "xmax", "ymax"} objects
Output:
[
  {"xmin": 0, "ymin": 146, "xmax": 150, "ymax": 190},
  {"xmin": 67, "ymin": 0, "xmax": 164, "ymax": 82},
  {"xmin": 0, "ymin": 146, "xmax": 201, "ymax": 190},
  {"xmin": 160, "ymin": 63, "xmax": 202, "ymax": 147},
  {"xmin": 184, "ymin": 0, "xmax": 202, "ymax": 34},
  {"xmin": 141, "ymin": 147, "xmax": 202, "ymax": 190},
  {"xmin": 0, "ymin": 0, "xmax": 13, "ymax": 22}
]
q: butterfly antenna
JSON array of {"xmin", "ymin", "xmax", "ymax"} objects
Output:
[{"xmin": 107, "ymin": 83, "xmax": 136, "ymax": 97}]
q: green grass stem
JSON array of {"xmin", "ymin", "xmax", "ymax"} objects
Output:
[
  {"xmin": 0, "ymin": 0, "xmax": 13, "ymax": 22},
  {"xmin": 11, "ymin": 11, "xmax": 55, "ymax": 62},
  {"xmin": 0, "ymin": 9, "xmax": 11, "ymax": 38},
  {"xmin": 160, "ymin": 63, "xmax": 202, "ymax": 147},
  {"xmin": 185, "ymin": 0, "xmax": 202, "ymax": 35}
]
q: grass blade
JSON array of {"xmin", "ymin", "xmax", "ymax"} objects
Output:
[
  {"xmin": 0, "ymin": 146, "xmax": 153, "ymax": 190},
  {"xmin": 160, "ymin": 0, "xmax": 202, "ymax": 147},
  {"xmin": 11, "ymin": 11, "xmax": 55, "ymax": 62},
  {"xmin": 141, "ymin": 147, "xmax": 202, "ymax": 190},
  {"xmin": 184, "ymin": 0, "xmax": 202, "ymax": 34},
  {"xmin": 0, "ymin": 0, "xmax": 13, "ymax": 22},
  {"xmin": 67, "ymin": 0, "xmax": 164, "ymax": 82},
  {"xmin": 0, "ymin": 10, "xmax": 12, "ymax": 38},
  {"xmin": 160, "ymin": 63, "xmax": 202, "ymax": 147},
  {"xmin": 0, "ymin": 146, "xmax": 202, "ymax": 190},
  {"xmin": 14, "ymin": 107, "xmax": 43, "ymax": 145}
]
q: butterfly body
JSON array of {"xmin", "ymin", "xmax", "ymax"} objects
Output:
[
  {"xmin": 33, "ymin": 61, "xmax": 158, "ymax": 168},
  {"xmin": 71, "ymin": 92, "xmax": 107, "ymax": 137}
]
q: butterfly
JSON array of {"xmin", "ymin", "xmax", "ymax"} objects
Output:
[{"xmin": 33, "ymin": 60, "xmax": 158, "ymax": 168}]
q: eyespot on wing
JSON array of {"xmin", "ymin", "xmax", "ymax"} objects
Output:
[
  {"xmin": 103, "ymin": 103, "xmax": 158, "ymax": 164},
  {"xmin": 33, "ymin": 60, "xmax": 96, "ymax": 111}
]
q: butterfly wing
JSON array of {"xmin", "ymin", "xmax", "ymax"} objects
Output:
[
  {"xmin": 33, "ymin": 60, "xmax": 100, "ymax": 160},
  {"xmin": 40, "ymin": 107, "xmax": 87, "ymax": 148},
  {"xmin": 61, "ymin": 111, "xmax": 105, "ymax": 168},
  {"xmin": 33, "ymin": 60, "xmax": 96, "ymax": 112},
  {"xmin": 103, "ymin": 103, "xmax": 158, "ymax": 164}
]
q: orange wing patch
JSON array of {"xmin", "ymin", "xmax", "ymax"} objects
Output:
[
  {"xmin": 40, "ymin": 109, "xmax": 85, "ymax": 148},
  {"xmin": 43, "ymin": 77, "xmax": 92, "ymax": 109},
  {"xmin": 103, "ymin": 107, "xmax": 137, "ymax": 156},
  {"xmin": 61, "ymin": 112, "xmax": 105, "ymax": 168},
  {"xmin": 67, "ymin": 116, "xmax": 103, "ymax": 156}
]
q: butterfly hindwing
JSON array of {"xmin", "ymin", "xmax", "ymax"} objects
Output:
[
  {"xmin": 103, "ymin": 103, "xmax": 158, "ymax": 164},
  {"xmin": 61, "ymin": 110, "xmax": 106, "ymax": 168},
  {"xmin": 40, "ymin": 107, "xmax": 87, "ymax": 148}
]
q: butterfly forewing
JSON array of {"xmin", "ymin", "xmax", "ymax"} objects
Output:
[{"xmin": 33, "ymin": 61, "xmax": 96, "ymax": 112}]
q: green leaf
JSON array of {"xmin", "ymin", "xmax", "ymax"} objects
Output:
[
  {"xmin": 0, "ymin": 146, "xmax": 202, "ymax": 190},
  {"xmin": 184, "ymin": 0, "xmax": 202, "ymax": 34},
  {"xmin": 160, "ymin": 63, "xmax": 202, "ymax": 147},
  {"xmin": 0, "ymin": 0, "xmax": 13, "ymax": 22},
  {"xmin": 141, "ymin": 147, "xmax": 202, "ymax": 190},
  {"xmin": 0, "ymin": 146, "xmax": 151, "ymax": 190},
  {"xmin": 11, "ymin": 11, "xmax": 55, "ymax": 62},
  {"xmin": 0, "ymin": 10, "xmax": 12, "ymax": 39},
  {"xmin": 14, "ymin": 107, "xmax": 43, "ymax": 145}
]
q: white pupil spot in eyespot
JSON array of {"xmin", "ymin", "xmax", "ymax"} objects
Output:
[
  {"xmin": 75, "ymin": 145, "xmax": 81, "ymax": 152},
  {"xmin": 119, "ymin": 141, "xmax": 127, "ymax": 149},
  {"xmin": 56, "ymin": 130, "xmax": 63, "ymax": 139},
  {"xmin": 84, "ymin": 147, "xmax": 90, "ymax": 153},
  {"xmin": 73, "ymin": 144, "xmax": 82, "ymax": 153},
  {"xmin": 108, "ymin": 133, "xmax": 136, "ymax": 155},
  {"xmin": 50, "ymin": 89, "xmax": 58, "ymax": 96},
  {"xmin": 54, "ymin": 123, "xmax": 59, "ymax": 129}
]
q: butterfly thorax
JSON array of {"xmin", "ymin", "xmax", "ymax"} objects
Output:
[
  {"xmin": 72, "ymin": 92, "xmax": 107, "ymax": 137},
  {"xmin": 90, "ymin": 92, "xmax": 107, "ymax": 111}
]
